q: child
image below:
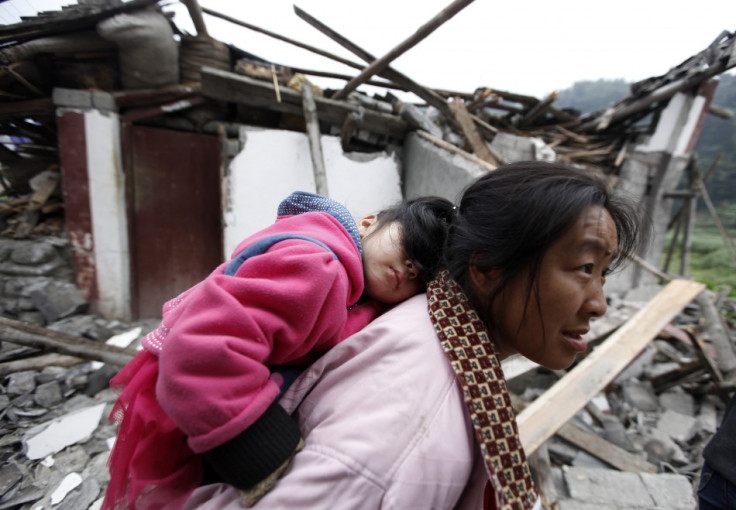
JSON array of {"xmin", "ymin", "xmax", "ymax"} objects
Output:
[{"xmin": 102, "ymin": 190, "xmax": 454, "ymax": 510}]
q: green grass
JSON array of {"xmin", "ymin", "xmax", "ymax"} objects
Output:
[{"xmin": 662, "ymin": 216, "xmax": 736, "ymax": 299}]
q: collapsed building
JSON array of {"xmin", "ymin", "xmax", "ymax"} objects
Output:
[{"xmin": 0, "ymin": 1, "xmax": 735, "ymax": 509}]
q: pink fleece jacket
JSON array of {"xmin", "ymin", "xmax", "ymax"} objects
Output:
[{"xmin": 142, "ymin": 211, "xmax": 381, "ymax": 454}]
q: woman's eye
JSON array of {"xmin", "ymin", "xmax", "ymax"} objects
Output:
[
  {"xmin": 579, "ymin": 263, "xmax": 594, "ymax": 274},
  {"xmin": 602, "ymin": 267, "xmax": 611, "ymax": 278}
]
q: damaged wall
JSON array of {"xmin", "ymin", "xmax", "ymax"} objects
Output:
[
  {"xmin": 223, "ymin": 126, "xmax": 402, "ymax": 257},
  {"xmin": 609, "ymin": 85, "xmax": 717, "ymax": 293}
]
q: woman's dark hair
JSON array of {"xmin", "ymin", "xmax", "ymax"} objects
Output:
[
  {"xmin": 445, "ymin": 160, "xmax": 646, "ymax": 327},
  {"xmin": 374, "ymin": 196, "xmax": 454, "ymax": 286}
]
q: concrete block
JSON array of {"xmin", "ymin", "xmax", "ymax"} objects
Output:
[
  {"xmin": 403, "ymin": 131, "xmax": 485, "ymax": 202},
  {"xmin": 53, "ymin": 88, "xmax": 93, "ymax": 109},
  {"xmin": 622, "ymin": 380, "xmax": 659, "ymax": 412},
  {"xmin": 7, "ymin": 371, "xmax": 37, "ymax": 396},
  {"xmin": 572, "ymin": 450, "xmax": 612, "ymax": 470},
  {"xmin": 657, "ymin": 409, "xmax": 697, "ymax": 442},
  {"xmin": 640, "ymin": 472, "xmax": 696, "ymax": 510},
  {"xmin": 489, "ymin": 132, "xmax": 536, "ymax": 162},
  {"xmin": 564, "ymin": 467, "xmax": 655, "ymax": 507},
  {"xmin": 10, "ymin": 242, "xmax": 57, "ymax": 265},
  {"xmin": 30, "ymin": 280, "xmax": 88, "ymax": 322},
  {"xmin": 90, "ymin": 91, "xmax": 117, "ymax": 113}
]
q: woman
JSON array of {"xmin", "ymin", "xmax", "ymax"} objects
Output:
[{"xmin": 179, "ymin": 161, "xmax": 644, "ymax": 510}]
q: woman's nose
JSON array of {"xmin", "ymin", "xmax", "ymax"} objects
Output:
[{"xmin": 586, "ymin": 282, "xmax": 607, "ymax": 318}]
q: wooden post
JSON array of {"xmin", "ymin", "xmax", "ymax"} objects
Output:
[
  {"xmin": 663, "ymin": 203, "xmax": 684, "ymax": 274},
  {"xmin": 680, "ymin": 161, "xmax": 699, "ymax": 276},
  {"xmin": 301, "ymin": 82, "xmax": 329, "ymax": 196},
  {"xmin": 332, "ymin": 0, "xmax": 476, "ymax": 100},
  {"xmin": 182, "ymin": 0, "xmax": 209, "ymax": 38}
]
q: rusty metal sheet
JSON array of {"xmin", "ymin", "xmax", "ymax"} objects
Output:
[{"xmin": 129, "ymin": 126, "xmax": 222, "ymax": 318}]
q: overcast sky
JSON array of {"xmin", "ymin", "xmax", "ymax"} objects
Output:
[{"xmin": 2, "ymin": 0, "xmax": 735, "ymax": 99}]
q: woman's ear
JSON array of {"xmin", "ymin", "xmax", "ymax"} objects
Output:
[
  {"xmin": 468, "ymin": 257, "xmax": 500, "ymax": 298},
  {"xmin": 469, "ymin": 264, "xmax": 493, "ymax": 296},
  {"xmin": 358, "ymin": 214, "xmax": 378, "ymax": 239}
]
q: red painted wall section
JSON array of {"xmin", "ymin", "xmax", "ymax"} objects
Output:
[{"xmin": 56, "ymin": 111, "xmax": 98, "ymax": 307}]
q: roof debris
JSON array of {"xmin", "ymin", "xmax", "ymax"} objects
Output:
[{"xmin": 0, "ymin": 1, "xmax": 734, "ymax": 509}]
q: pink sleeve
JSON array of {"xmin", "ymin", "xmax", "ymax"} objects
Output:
[{"xmin": 156, "ymin": 239, "xmax": 354, "ymax": 453}]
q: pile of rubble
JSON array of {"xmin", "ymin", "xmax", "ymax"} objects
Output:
[{"xmin": 0, "ymin": 234, "xmax": 734, "ymax": 509}]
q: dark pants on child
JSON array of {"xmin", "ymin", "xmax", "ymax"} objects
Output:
[{"xmin": 699, "ymin": 462, "xmax": 736, "ymax": 510}]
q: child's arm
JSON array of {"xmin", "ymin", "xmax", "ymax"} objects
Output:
[{"xmin": 156, "ymin": 239, "xmax": 358, "ymax": 489}]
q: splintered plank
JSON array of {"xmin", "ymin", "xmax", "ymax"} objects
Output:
[
  {"xmin": 517, "ymin": 279, "xmax": 705, "ymax": 454},
  {"xmin": 448, "ymin": 98, "xmax": 501, "ymax": 166},
  {"xmin": 332, "ymin": 0, "xmax": 476, "ymax": 99},
  {"xmin": 0, "ymin": 317, "xmax": 137, "ymax": 366},
  {"xmin": 555, "ymin": 422, "xmax": 657, "ymax": 473}
]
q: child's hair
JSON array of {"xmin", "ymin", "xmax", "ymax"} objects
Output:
[{"xmin": 373, "ymin": 196, "xmax": 455, "ymax": 286}]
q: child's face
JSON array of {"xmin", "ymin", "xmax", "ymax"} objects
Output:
[{"xmin": 358, "ymin": 216, "xmax": 422, "ymax": 304}]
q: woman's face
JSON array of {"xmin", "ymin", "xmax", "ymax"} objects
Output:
[{"xmin": 488, "ymin": 205, "xmax": 618, "ymax": 370}]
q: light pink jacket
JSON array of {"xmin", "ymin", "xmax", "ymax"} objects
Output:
[{"xmin": 181, "ymin": 294, "xmax": 490, "ymax": 510}]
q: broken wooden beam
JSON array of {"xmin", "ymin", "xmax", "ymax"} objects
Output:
[
  {"xmin": 555, "ymin": 421, "xmax": 658, "ymax": 473},
  {"xmin": 288, "ymin": 67, "xmax": 403, "ymax": 91},
  {"xmin": 201, "ymin": 6, "xmax": 364, "ymax": 72},
  {"xmin": 517, "ymin": 278, "xmax": 705, "ymax": 454},
  {"xmin": 448, "ymin": 97, "xmax": 501, "ymax": 166},
  {"xmin": 518, "ymin": 92, "xmax": 559, "ymax": 128},
  {"xmin": 332, "ymin": 0, "xmax": 476, "ymax": 99},
  {"xmin": 200, "ymin": 66, "xmax": 408, "ymax": 139},
  {"xmin": 0, "ymin": 353, "xmax": 84, "ymax": 376},
  {"xmin": 0, "ymin": 316, "xmax": 137, "ymax": 366},
  {"xmin": 0, "ymin": 97, "xmax": 54, "ymax": 118},
  {"xmin": 581, "ymin": 65, "xmax": 732, "ymax": 132},
  {"xmin": 293, "ymin": 6, "xmax": 455, "ymax": 122}
]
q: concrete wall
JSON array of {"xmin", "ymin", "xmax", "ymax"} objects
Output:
[
  {"xmin": 222, "ymin": 126, "xmax": 402, "ymax": 257},
  {"xmin": 402, "ymin": 132, "xmax": 487, "ymax": 202}
]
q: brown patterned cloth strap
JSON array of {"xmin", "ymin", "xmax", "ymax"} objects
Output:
[{"xmin": 427, "ymin": 270, "xmax": 538, "ymax": 510}]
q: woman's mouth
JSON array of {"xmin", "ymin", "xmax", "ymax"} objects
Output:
[{"xmin": 562, "ymin": 330, "xmax": 588, "ymax": 352}]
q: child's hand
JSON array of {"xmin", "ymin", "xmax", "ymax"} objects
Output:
[{"xmin": 239, "ymin": 437, "xmax": 305, "ymax": 507}]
